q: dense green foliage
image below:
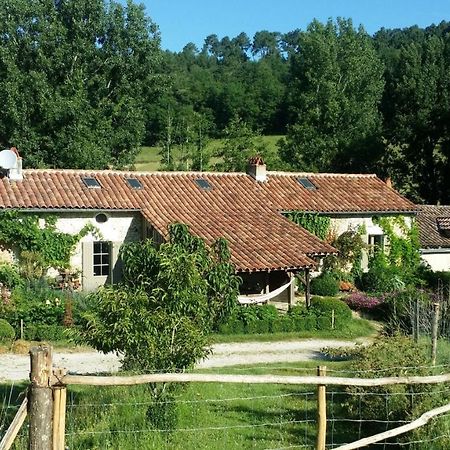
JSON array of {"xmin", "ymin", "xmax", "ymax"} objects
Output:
[
  {"xmin": 344, "ymin": 336, "xmax": 450, "ymax": 447},
  {"xmin": 358, "ymin": 216, "xmax": 421, "ymax": 292},
  {"xmin": 149, "ymin": 19, "xmax": 450, "ymax": 204},
  {"xmin": 0, "ymin": 319, "xmax": 15, "ymax": 345},
  {"xmin": 219, "ymin": 297, "xmax": 352, "ymax": 334},
  {"xmin": 284, "ymin": 212, "xmax": 331, "ymax": 240},
  {"xmin": 0, "ymin": 211, "xmax": 96, "ymax": 271},
  {"xmin": 280, "ymin": 19, "xmax": 384, "ymax": 172},
  {"xmin": 310, "ymin": 272, "xmax": 340, "ymax": 297},
  {"xmin": 76, "ymin": 223, "xmax": 239, "ymax": 429},
  {"xmin": 323, "ymin": 228, "xmax": 365, "ymax": 279},
  {"xmin": 77, "ymin": 223, "xmax": 239, "ymax": 371},
  {"xmin": 0, "ymin": 0, "xmax": 163, "ymax": 169},
  {"xmin": 1, "ymin": 1, "xmax": 450, "ymax": 202}
]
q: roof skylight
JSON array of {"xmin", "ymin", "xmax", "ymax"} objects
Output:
[
  {"xmin": 195, "ymin": 178, "xmax": 212, "ymax": 190},
  {"xmin": 82, "ymin": 177, "xmax": 101, "ymax": 188},
  {"xmin": 126, "ymin": 178, "xmax": 143, "ymax": 190},
  {"xmin": 297, "ymin": 177, "xmax": 317, "ymax": 190}
]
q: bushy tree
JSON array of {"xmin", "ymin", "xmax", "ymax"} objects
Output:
[
  {"xmin": 77, "ymin": 223, "xmax": 240, "ymax": 429},
  {"xmin": 280, "ymin": 18, "xmax": 384, "ymax": 172},
  {"xmin": 79, "ymin": 223, "xmax": 239, "ymax": 372},
  {"xmin": 0, "ymin": 0, "xmax": 163, "ymax": 169}
]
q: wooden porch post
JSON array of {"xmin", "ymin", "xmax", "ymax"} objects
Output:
[
  {"xmin": 288, "ymin": 272, "xmax": 296, "ymax": 308},
  {"xmin": 305, "ymin": 269, "xmax": 311, "ymax": 308}
]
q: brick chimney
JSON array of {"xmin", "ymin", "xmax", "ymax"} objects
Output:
[{"xmin": 247, "ymin": 156, "xmax": 267, "ymax": 183}]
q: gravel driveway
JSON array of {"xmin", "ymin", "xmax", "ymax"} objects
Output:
[{"xmin": 0, "ymin": 337, "xmax": 370, "ymax": 382}]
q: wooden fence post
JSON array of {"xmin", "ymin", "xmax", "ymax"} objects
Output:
[
  {"xmin": 29, "ymin": 346, "xmax": 53, "ymax": 450},
  {"xmin": 413, "ymin": 298, "xmax": 420, "ymax": 343},
  {"xmin": 316, "ymin": 366, "xmax": 327, "ymax": 450},
  {"xmin": 52, "ymin": 369, "xmax": 67, "ymax": 450},
  {"xmin": 431, "ymin": 302, "xmax": 440, "ymax": 366}
]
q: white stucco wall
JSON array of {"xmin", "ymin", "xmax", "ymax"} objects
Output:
[
  {"xmin": 421, "ymin": 251, "xmax": 450, "ymax": 272},
  {"xmin": 328, "ymin": 214, "xmax": 414, "ymax": 271},
  {"xmin": 49, "ymin": 211, "xmax": 143, "ymax": 273}
]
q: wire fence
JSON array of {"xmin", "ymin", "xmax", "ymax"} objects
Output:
[
  {"xmin": 0, "ymin": 356, "xmax": 450, "ymax": 450},
  {"xmin": 2, "ymin": 363, "xmax": 450, "ymax": 449}
]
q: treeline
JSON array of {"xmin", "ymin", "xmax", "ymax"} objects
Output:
[
  {"xmin": 151, "ymin": 19, "xmax": 450, "ymax": 204},
  {"xmin": 1, "ymin": 1, "xmax": 449, "ymax": 203}
]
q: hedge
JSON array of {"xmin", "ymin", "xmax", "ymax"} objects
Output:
[{"xmin": 218, "ymin": 298, "xmax": 352, "ymax": 335}]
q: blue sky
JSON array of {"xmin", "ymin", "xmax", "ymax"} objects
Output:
[{"xmin": 141, "ymin": 0, "xmax": 450, "ymax": 51}]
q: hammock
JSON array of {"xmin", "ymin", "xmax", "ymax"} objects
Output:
[{"xmin": 238, "ymin": 279, "xmax": 293, "ymax": 305}]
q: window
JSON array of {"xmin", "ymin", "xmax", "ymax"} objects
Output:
[
  {"xmin": 93, "ymin": 241, "xmax": 110, "ymax": 276},
  {"xmin": 95, "ymin": 213, "xmax": 108, "ymax": 223},
  {"xmin": 126, "ymin": 178, "xmax": 142, "ymax": 189},
  {"xmin": 82, "ymin": 177, "xmax": 101, "ymax": 188},
  {"xmin": 297, "ymin": 177, "xmax": 317, "ymax": 190},
  {"xmin": 368, "ymin": 234, "xmax": 385, "ymax": 255},
  {"xmin": 146, "ymin": 224, "xmax": 164, "ymax": 247}
]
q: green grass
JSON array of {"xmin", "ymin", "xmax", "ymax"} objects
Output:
[
  {"xmin": 3, "ymin": 361, "xmax": 351, "ymax": 450},
  {"xmin": 3, "ymin": 343, "xmax": 449, "ymax": 449},
  {"xmin": 212, "ymin": 317, "xmax": 376, "ymax": 344},
  {"xmin": 134, "ymin": 135, "xmax": 285, "ymax": 172}
]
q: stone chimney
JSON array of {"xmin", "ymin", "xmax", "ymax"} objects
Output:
[
  {"xmin": 385, "ymin": 176, "xmax": 392, "ymax": 188},
  {"xmin": 8, "ymin": 147, "xmax": 23, "ymax": 181},
  {"xmin": 247, "ymin": 156, "xmax": 267, "ymax": 183}
]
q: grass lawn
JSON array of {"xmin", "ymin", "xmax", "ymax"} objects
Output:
[{"xmin": 134, "ymin": 135, "xmax": 285, "ymax": 172}]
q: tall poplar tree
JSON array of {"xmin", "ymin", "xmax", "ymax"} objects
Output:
[{"xmin": 280, "ymin": 19, "xmax": 385, "ymax": 172}]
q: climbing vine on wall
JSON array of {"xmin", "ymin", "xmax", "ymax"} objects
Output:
[
  {"xmin": 323, "ymin": 226, "xmax": 366, "ymax": 278},
  {"xmin": 0, "ymin": 211, "xmax": 98, "ymax": 270},
  {"xmin": 372, "ymin": 216, "xmax": 421, "ymax": 274},
  {"xmin": 284, "ymin": 211, "xmax": 331, "ymax": 240}
]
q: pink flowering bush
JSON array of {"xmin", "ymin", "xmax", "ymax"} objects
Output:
[{"xmin": 344, "ymin": 292, "xmax": 382, "ymax": 311}]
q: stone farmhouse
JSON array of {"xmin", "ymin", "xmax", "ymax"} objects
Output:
[{"xmin": 0, "ymin": 154, "xmax": 416, "ymax": 304}]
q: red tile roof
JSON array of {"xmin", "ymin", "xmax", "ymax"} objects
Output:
[
  {"xmin": 0, "ymin": 169, "xmax": 415, "ymax": 271},
  {"xmin": 417, "ymin": 205, "xmax": 450, "ymax": 249},
  {"xmin": 263, "ymin": 172, "xmax": 416, "ymax": 213}
]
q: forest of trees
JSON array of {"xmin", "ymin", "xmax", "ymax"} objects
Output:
[{"xmin": 1, "ymin": 1, "xmax": 450, "ymax": 204}]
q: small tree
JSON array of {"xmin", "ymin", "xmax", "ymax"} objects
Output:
[{"xmin": 77, "ymin": 223, "xmax": 240, "ymax": 429}]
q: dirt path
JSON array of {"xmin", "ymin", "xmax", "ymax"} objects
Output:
[{"xmin": 0, "ymin": 337, "xmax": 370, "ymax": 382}]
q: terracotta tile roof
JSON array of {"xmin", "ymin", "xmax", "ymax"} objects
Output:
[
  {"xmin": 417, "ymin": 205, "xmax": 450, "ymax": 249},
  {"xmin": 262, "ymin": 172, "xmax": 416, "ymax": 213},
  {"xmin": 0, "ymin": 169, "xmax": 414, "ymax": 271}
]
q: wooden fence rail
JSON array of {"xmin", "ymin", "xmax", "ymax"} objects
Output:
[
  {"xmin": 61, "ymin": 372, "xmax": 450, "ymax": 387},
  {"xmin": 2, "ymin": 345, "xmax": 450, "ymax": 450}
]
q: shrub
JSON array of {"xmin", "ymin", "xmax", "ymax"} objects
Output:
[
  {"xmin": 0, "ymin": 263, "xmax": 23, "ymax": 290},
  {"xmin": 310, "ymin": 272, "xmax": 339, "ymax": 296},
  {"xmin": 344, "ymin": 335, "xmax": 449, "ymax": 446},
  {"xmin": 310, "ymin": 296, "xmax": 352, "ymax": 329},
  {"xmin": 0, "ymin": 319, "xmax": 15, "ymax": 344},
  {"xmin": 288, "ymin": 305, "xmax": 317, "ymax": 331},
  {"xmin": 25, "ymin": 324, "xmax": 66, "ymax": 342},
  {"xmin": 344, "ymin": 292, "xmax": 382, "ymax": 311}
]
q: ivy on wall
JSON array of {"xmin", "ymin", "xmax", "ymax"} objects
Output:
[
  {"xmin": 323, "ymin": 226, "xmax": 366, "ymax": 278},
  {"xmin": 372, "ymin": 215, "xmax": 421, "ymax": 275},
  {"xmin": 0, "ymin": 210, "xmax": 98, "ymax": 270},
  {"xmin": 284, "ymin": 211, "xmax": 331, "ymax": 240}
]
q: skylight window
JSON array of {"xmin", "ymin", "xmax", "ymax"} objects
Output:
[
  {"xmin": 195, "ymin": 178, "xmax": 212, "ymax": 190},
  {"xmin": 126, "ymin": 178, "xmax": 142, "ymax": 190},
  {"xmin": 297, "ymin": 177, "xmax": 317, "ymax": 190},
  {"xmin": 82, "ymin": 177, "xmax": 101, "ymax": 188}
]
